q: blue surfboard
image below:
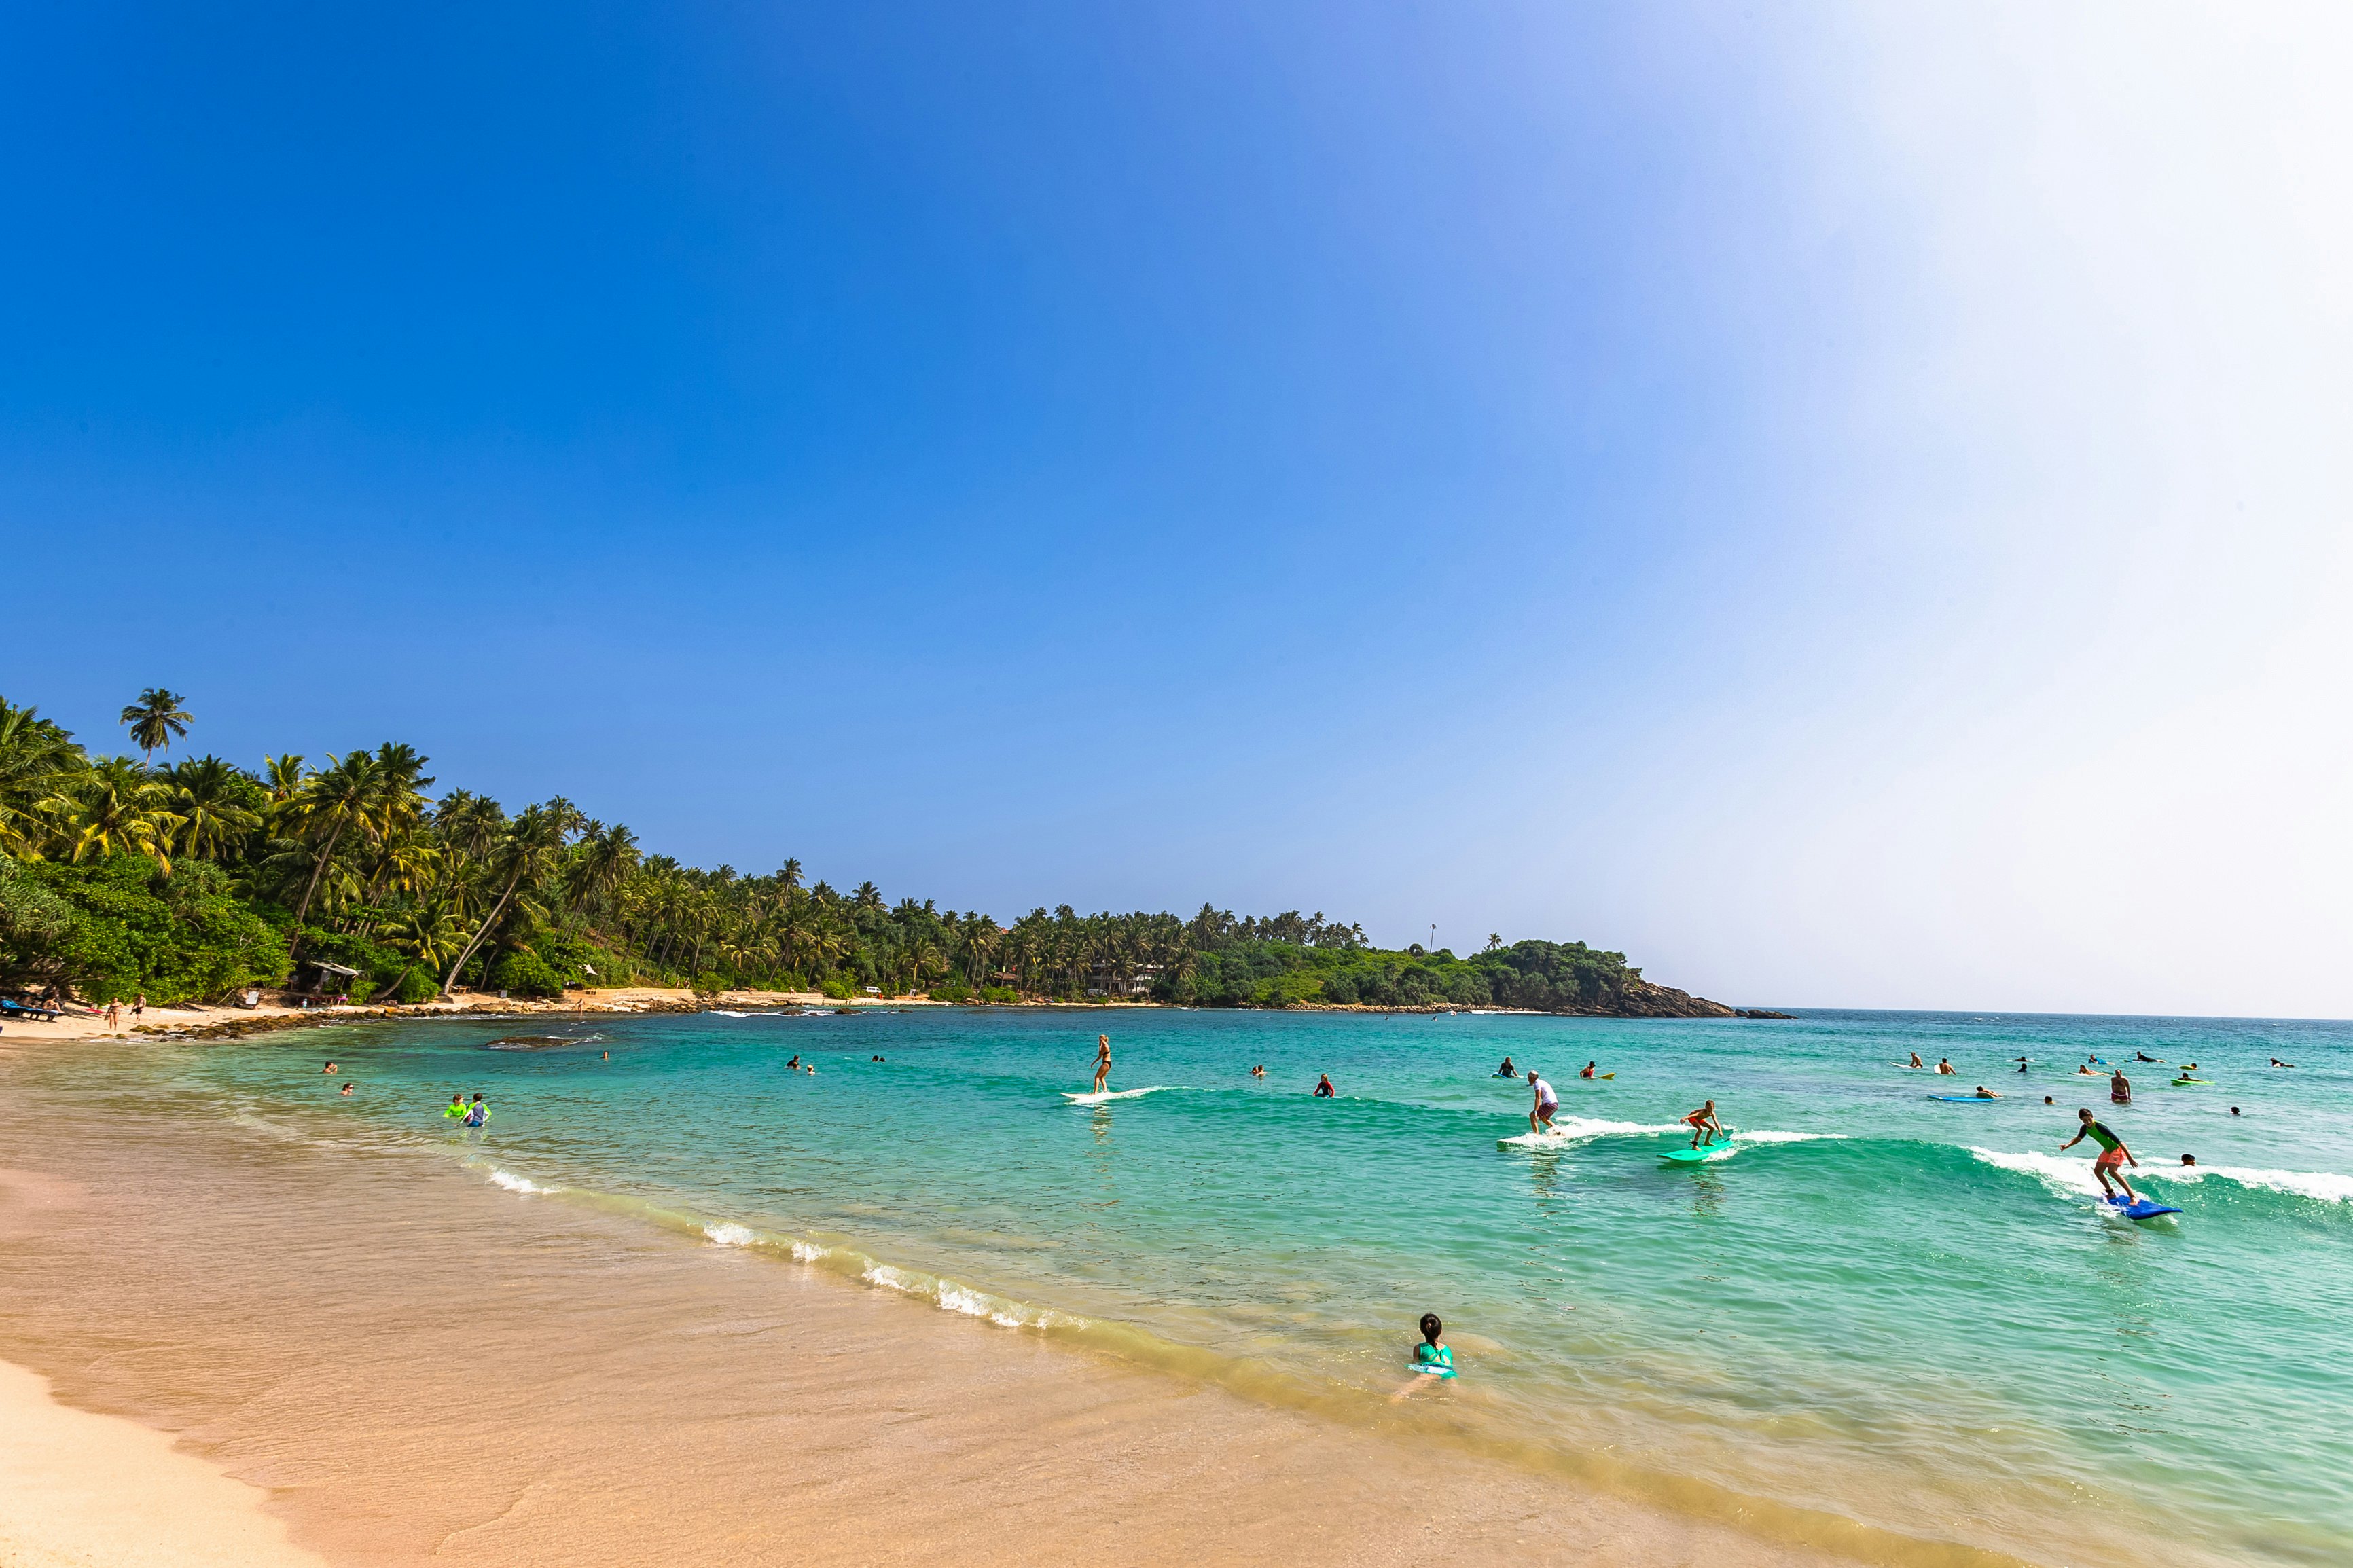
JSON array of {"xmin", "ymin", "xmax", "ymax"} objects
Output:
[{"xmin": 2106, "ymin": 1195, "xmax": 2182, "ymax": 1219}]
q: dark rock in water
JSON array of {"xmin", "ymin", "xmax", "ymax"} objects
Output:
[
  {"xmin": 482, "ymin": 1035, "xmax": 576, "ymax": 1050},
  {"xmin": 1736, "ymin": 1008, "xmax": 1795, "ymax": 1019}
]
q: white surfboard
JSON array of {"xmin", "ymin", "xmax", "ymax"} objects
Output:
[{"xmin": 1061, "ymin": 1085, "xmax": 1170, "ymax": 1104}]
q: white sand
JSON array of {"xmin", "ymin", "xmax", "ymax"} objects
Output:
[{"xmin": 0, "ymin": 1358, "xmax": 327, "ymax": 1568}]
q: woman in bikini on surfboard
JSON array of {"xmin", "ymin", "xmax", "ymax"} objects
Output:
[{"xmin": 1092, "ymin": 1034, "xmax": 1111, "ymax": 1094}]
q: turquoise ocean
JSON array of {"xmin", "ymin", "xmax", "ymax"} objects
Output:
[{"xmin": 53, "ymin": 1008, "xmax": 2353, "ymax": 1565}]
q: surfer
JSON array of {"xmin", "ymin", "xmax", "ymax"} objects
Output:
[
  {"xmin": 2076, "ymin": 1065, "xmax": 2096, "ymax": 1076},
  {"xmin": 1682, "ymin": 1100, "xmax": 1726, "ymax": 1150},
  {"xmin": 1496, "ymin": 1056, "xmax": 1517, "ymax": 1077},
  {"xmin": 2110, "ymin": 1070, "xmax": 2131, "ymax": 1105},
  {"xmin": 2270, "ymin": 1057, "xmax": 2296, "ymax": 1068},
  {"xmin": 2136, "ymin": 1051, "xmax": 2160, "ymax": 1063},
  {"xmin": 1314, "ymin": 1074, "xmax": 1336, "ymax": 1098},
  {"xmin": 1579, "ymin": 1061, "xmax": 1598, "ymax": 1079},
  {"xmin": 2059, "ymin": 1108, "xmax": 2140, "ymax": 1203},
  {"xmin": 1092, "ymin": 1034, "xmax": 1111, "ymax": 1094},
  {"xmin": 1526, "ymin": 1070, "xmax": 1559, "ymax": 1134},
  {"xmin": 1908, "ymin": 1052, "xmax": 1926, "ymax": 1069},
  {"xmin": 1972, "ymin": 1085, "xmax": 2000, "ymax": 1098},
  {"xmin": 1250, "ymin": 1063, "xmax": 1265, "ymax": 1078},
  {"xmin": 1936, "ymin": 1058, "xmax": 1957, "ymax": 1075}
]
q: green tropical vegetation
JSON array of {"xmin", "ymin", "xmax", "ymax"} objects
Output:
[{"xmin": 0, "ymin": 690, "xmax": 1692, "ymax": 1014}]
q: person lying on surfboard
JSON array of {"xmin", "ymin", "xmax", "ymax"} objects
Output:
[
  {"xmin": 1092, "ymin": 1034, "xmax": 1111, "ymax": 1094},
  {"xmin": 1972, "ymin": 1085, "xmax": 2000, "ymax": 1098},
  {"xmin": 1682, "ymin": 1101, "xmax": 1726, "ymax": 1149},
  {"xmin": 2060, "ymin": 1108, "xmax": 2141, "ymax": 1203},
  {"xmin": 1526, "ymin": 1070, "xmax": 1558, "ymax": 1133}
]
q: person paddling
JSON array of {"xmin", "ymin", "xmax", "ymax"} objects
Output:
[
  {"xmin": 1526, "ymin": 1070, "xmax": 1559, "ymax": 1134},
  {"xmin": 1495, "ymin": 1056, "xmax": 1517, "ymax": 1078},
  {"xmin": 1682, "ymin": 1100, "xmax": 1727, "ymax": 1150},
  {"xmin": 2060, "ymin": 1108, "xmax": 2140, "ymax": 1203},
  {"xmin": 1092, "ymin": 1034, "xmax": 1112, "ymax": 1094}
]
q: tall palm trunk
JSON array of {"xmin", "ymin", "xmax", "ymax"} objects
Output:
[
  {"xmin": 441, "ymin": 873, "xmax": 523, "ymax": 996},
  {"xmin": 285, "ymin": 821, "xmax": 350, "ymax": 962}
]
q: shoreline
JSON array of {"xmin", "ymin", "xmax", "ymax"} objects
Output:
[
  {"xmin": 0, "ymin": 1352, "xmax": 329, "ymax": 1568},
  {"xmin": 0, "ymin": 1072, "xmax": 1856, "ymax": 1568}
]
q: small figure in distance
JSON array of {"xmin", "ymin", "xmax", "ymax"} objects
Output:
[
  {"xmin": 1392, "ymin": 1312, "xmax": 1456, "ymax": 1401},
  {"xmin": 786, "ymin": 1055, "xmax": 801, "ymax": 1070},
  {"xmin": 445, "ymin": 1093, "xmax": 467, "ymax": 1120},
  {"xmin": 1936, "ymin": 1058, "xmax": 1957, "ymax": 1075},
  {"xmin": 2017, "ymin": 1060, "xmax": 2030, "ymax": 1074},
  {"xmin": 323, "ymin": 1061, "xmax": 338, "ymax": 1073},
  {"xmin": 2180, "ymin": 1154, "xmax": 2197, "ymax": 1166},
  {"xmin": 1092, "ymin": 1034, "xmax": 1112, "ymax": 1094},
  {"xmin": 1682, "ymin": 1099, "xmax": 1727, "ymax": 1150},
  {"xmin": 2270, "ymin": 1057, "xmax": 2296, "ymax": 1068},
  {"xmin": 1579, "ymin": 1061, "xmax": 1598, "ymax": 1080},
  {"xmin": 2231, "ymin": 1106, "xmax": 2241, "ymax": 1116},
  {"xmin": 2076, "ymin": 1064, "xmax": 2096, "ymax": 1076},
  {"xmin": 1973, "ymin": 1085, "xmax": 2000, "ymax": 1098},
  {"xmin": 464, "ymin": 1093, "xmax": 488, "ymax": 1128},
  {"xmin": 105, "ymin": 1000, "xmax": 121, "ymax": 1034},
  {"xmin": 1496, "ymin": 1055, "xmax": 1516, "ymax": 1078},
  {"xmin": 1909, "ymin": 1052, "xmax": 1926, "ymax": 1069},
  {"xmin": 1250, "ymin": 1063, "xmax": 1265, "ymax": 1078},
  {"xmin": 2136, "ymin": 1051, "xmax": 2160, "ymax": 1063},
  {"xmin": 1314, "ymin": 1073, "xmax": 1335, "ymax": 1098},
  {"xmin": 2059, "ymin": 1108, "xmax": 2140, "ymax": 1204},
  {"xmin": 1526, "ymin": 1069, "xmax": 1559, "ymax": 1133},
  {"xmin": 340, "ymin": 1082, "xmax": 354, "ymax": 1096},
  {"xmin": 602, "ymin": 1050, "xmax": 609, "ymax": 1061},
  {"xmin": 2110, "ymin": 1070, "xmax": 2131, "ymax": 1106},
  {"xmin": 2043, "ymin": 1095, "xmax": 2054, "ymax": 1105}
]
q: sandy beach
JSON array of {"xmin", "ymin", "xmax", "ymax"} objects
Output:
[{"xmin": 0, "ymin": 1043, "xmax": 1858, "ymax": 1568}]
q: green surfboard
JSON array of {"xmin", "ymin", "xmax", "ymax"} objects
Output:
[{"xmin": 1662, "ymin": 1135, "xmax": 1734, "ymax": 1165}]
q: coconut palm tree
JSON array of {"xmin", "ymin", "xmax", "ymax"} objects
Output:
[
  {"xmin": 0, "ymin": 699, "xmax": 85, "ymax": 858},
  {"xmin": 440, "ymin": 804, "xmax": 567, "ymax": 996},
  {"xmin": 119, "ymin": 688, "xmax": 192, "ymax": 763},
  {"xmin": 283, "ymin": 752, "xmax": 383, "ymax": 932},
  {"xmin": 164, "ymin": 756, "xmax": 265, "ymax": 862},
  {"xmin": 371, "ymin": 898, "xmax": 465, "ymax": 1003},
  {"xmin": 53, "ymin": 757, "xmax": 184, "ymax": 871}
]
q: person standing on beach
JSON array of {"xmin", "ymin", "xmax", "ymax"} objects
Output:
[
  {"xmin": 1526, "ymin": 1070, "xmax": 1559, "ymax": 1134},
  {"xmin": 105, "ymin": 1000, "xmax": 121, "ymax": 1034},
  {"xmin": 132, "ymin": 993, "xmax": 145, "ymax": 1025},
  {"xmin": 1092, "ymin": 1034, "xmax": 1111, "ymax": 1094},
  {"xmin": 2060, "ymin": 1108, "xmax": 2140, "ymax": 1203}
]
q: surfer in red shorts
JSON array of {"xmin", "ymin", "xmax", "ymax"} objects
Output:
[
  {"xmin": 1682, "ymin": 1100, "xmax": 1725, "ymax": 1150},
  {"xmin": 2059, "ymin": 1108, "xmax": 2140, "ymax": 1203}
]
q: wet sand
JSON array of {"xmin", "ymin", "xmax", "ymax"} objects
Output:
[{"xmin": 0, "ymin": 1074, "xmax": 1846, "ymax": 1568}]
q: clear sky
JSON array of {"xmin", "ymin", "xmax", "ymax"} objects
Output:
[{"xmin": 5, "ymin": 3, "xmax": 2348, "ymax": 1015}]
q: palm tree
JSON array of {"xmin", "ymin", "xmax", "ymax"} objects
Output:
[
  {"xmin": 439, "ymin": 804, "xmax": 567, "ymax": 995},
  {"xmin": 261, "ymin": 754, "xmax": 306, "ymax": 805},
  {"xmin": 164, "ymin": 756, "xmax": 265, "ymax": 862},
  {"xmin": 563, "ymin": 821, "xmax": 639, "ymax": 920},
  {"xmin": 0, "ymin": 699, "xmax": 86, "ymax": 858},
  {"xmin": 371, "ymin": 899, "xmax": 465, "ymax": 1003},
  {"xmin": 119, "ymin": 688, "xmax": 192, "ymax": 763},
  {"xmin": 53, "ymin": 757, "xmax": 184, "ymax": 872},
  {"xmin": 284, "ymin": 751, "xmax": 386, "ymax": 932}
]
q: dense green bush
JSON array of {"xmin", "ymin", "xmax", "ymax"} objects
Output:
[
  {"xmin": 7, "ymin": 856, "xmax": 288, "ymax": 1003},
  {"xmin": 492, "ymin": 948, "xmax": 565, "ymax": 999}
]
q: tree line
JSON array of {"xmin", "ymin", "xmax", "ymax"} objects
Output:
[{"xmin": 0, "ymin": 689, "xmax": 1662, "ymax": 1013}]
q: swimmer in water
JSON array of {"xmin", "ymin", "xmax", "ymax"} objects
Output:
[
  {"xmin": 1526, "ymin": 1070, "xmax": 1559, "ymax": 1134},
  {"xmin": 340, "ymin": 1082, "xmax": 353, "ymax": 1096},
  {"xmin": 1579, "ymin": 1061, "xmax": 1597, "ymax": 1079},
  {"xmin": 2059, "ymin": 1108, "xmax": 2140, "ymax": 1203},
  {"xmin": 323, "ymin": 1061, "xmax": 338, "ymax": 1074},
  {"xmin": 1092, "ymin": 1034, "xmax": 1111, "ymax": 1094},
  {"xmin": 1936, "ymin": 1058, "xmax": 1957, "ymax": 1075},
  {"xmin": 445, "ymin": 1093, "xmax": 467, "ymax": 1119},
  {"xmin": 2180, "ymin": 1154, "xmax": 2197, "ymax": 1166},
  {"xmin": 2270, "ymin": 1057, "xmax": 2296, "ymax": 1068},
  {"xmin": 1682, "ymin": 1099, "xmax": 1727, "ymax": 1149},
  {"xmin": 2017, "ymin": 1060, "xmax": 2030, "ymax": 1073},
  {"xmin": 1392, "ymin": 1312, "xmax": 1456, "ymax": 1401},
  {"xmin": 1250, "ymin": 1063, "xmax": 1265, "ymax": 1078},
  {"xmin": 1314, "ymin": 1074, "xmax": 1335, "ymax": 1098}
]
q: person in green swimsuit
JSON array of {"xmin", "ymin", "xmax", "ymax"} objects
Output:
[
  {"xmin": 2060, "ymin": 1108, "xmax": 2140, "ymax": 1203},
  {"xmin": 1393, "ymin": 1313, "xmax": 1456, "ymax": 1400},
  {"xmin": 444, "ymin": 1093, "xmax": 467, "ymax": 1120}
]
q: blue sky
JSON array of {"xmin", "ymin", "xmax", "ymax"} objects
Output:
[{"xmin": 6, "ymin": 4, "xmax": 2349, "ymax": 1014}]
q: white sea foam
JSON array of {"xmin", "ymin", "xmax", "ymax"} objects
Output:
[
  {"xmin": 488, "ymin": 1169, "xmax": 554, "ymax": 1196},
  {"xmin": 1968, "ymin": 1148, "xmax": 2103, "ymax": 1199},
  {"xmin": 1732, "ymin": 1129, "xmax": 1848, "ymax": 1146},
  {"xmin": 2145, "ymin": 1165, "xmax": 2353, "ymax": 1205},
  {"xmin": 789, "ymin": 1240, "xmax": 826, "ymax": 1263},
  {"xmin": 704, "ymin": 1222, "xmax": 757, "ymax": 1246},
  {"xmin": 711, "ymin": 1009, "xmax": 752, "ymax": 1018}
]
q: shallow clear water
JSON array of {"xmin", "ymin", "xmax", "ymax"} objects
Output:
[{"xmin": 71, "ymin": 1008, "xmax": 2353, "ymax": 1565}]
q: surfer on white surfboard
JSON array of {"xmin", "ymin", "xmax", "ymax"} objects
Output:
[{"xmin": 1092, "ymin": 1034, "xmax": 1111, "ymax": 1095}]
